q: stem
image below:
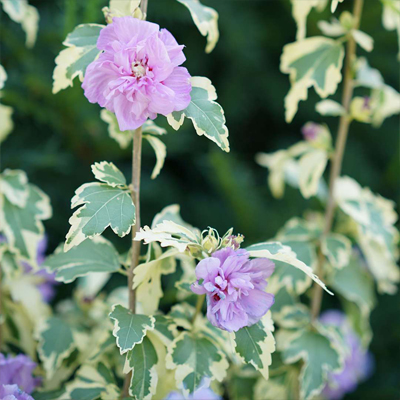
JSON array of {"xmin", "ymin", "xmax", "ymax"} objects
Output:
[
  {"xmin": 122, "ymin": 1, "xmax": 149, "ymax": 396},
  {"xmin": 191, "ymin": 295, "xmax": 206, "ymax": 325},
  {"xmin": 0, "ymin": 265, "xmax": 3, "ymax": 350},
  {"xmin": 311, "ymin": 0, "xmax": 364, "ymax": 321}
]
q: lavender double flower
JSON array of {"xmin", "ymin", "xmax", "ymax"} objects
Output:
[
  {"xmin": 0, "ymin": 385, "xmax": 34, "ymax": 400},
  {"xmin": 83, "ymin": 16, "xmax": 192, "ymax": 131},
  {"xmin": 191, "ymin": 248, "xmax": 275, "ymax": 332}
]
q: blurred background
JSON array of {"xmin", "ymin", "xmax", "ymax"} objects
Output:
[{"xmin": 0, "ymin": 0, "xmax": 399, "ymax": 398}]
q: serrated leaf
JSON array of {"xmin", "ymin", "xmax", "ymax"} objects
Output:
[
  {"xmin": 152, "ymin": 315, "xmax": 178, "ymax": 345},
  {"xmin": 274, "ymin": 304, "xmax": 311, "ymax": 329},
  {"xmin": 91, "ymin": 161, "xmax": 127, "ymax": 188},
  {"xmin": 109, "ymin": 304, "xmax": 155, "ymax": 354},
  {"xmin": 298, "ymin": 149, "xmax": 328, "ymax": 199},
  {"xmin": 36, "ymin": 317, "xmax": 76, "ymax": 379},
  {"xmin": 101, "ymin": 109, "xmax": 132, "ymax": 149},
  {"xmin": 126, "ymin": 336, "xmax": 158, "ymax": 400},
  {"xmin": 316, "ymin": 99, "xmax": 346, "ymax": 116},
  {"xmin": 0, "ymin": 0, "xmax": 39, "ymax": 47},
  {"xmin": 280, "ymin": 326, "xmax": 342, "ymax": 400},
  {"xmin": 167, "ymin": 76, "xmax": 230, "ymax": 152},
  {"xmin": 52, "ymin": 24, "xmax": 103, "ymax": 94},
  {"xmin": 321, "ymin": 233, "xmax": 351, "ymax": 269},
  {"xmin": 44, "ymin": 236, "xmax": 120, "ymax": 283},
  {"xmin": 233, "ymin": 312, "xmax": 275, "ymax": 380},
  {"xmin": 247, "ymin": 241, "xmax": 332, "ymax": 294},
  {"xmin": 166, "ymin": 331, "xmax": 228, "ymax": 395},
  {"xmin": 108, "ymin": 0, "xmax": 140, "ymax": 17},
  {"xmin": 280, "ymin": 37, "xmax": 345, "ymax": 122},
  {"xmin": 176, "ymin": 0, "xmax": 219, "ymax": 53},
  {"xmin": 0, "ymin": 169, "xmax": 29, "ymax": 207},
  {"xmin": 65, "ymin": 182, "xmax": 135, "ymax": 251},
  {"xmin": 277, "ymin": 217, "xmax": 321, "ymax": 241},
  {"xmin": 144, "ymin": 134, "xmax": 167, "ymax": 179},
  {"xmin": 0, "ymin": 182, "xmax": 51, "ymax": 265},
  {"xmin": 133, "ymin": 245, "xmax": 177, "ymax": 314}
]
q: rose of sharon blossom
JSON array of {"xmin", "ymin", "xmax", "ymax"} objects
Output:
[
  {"xmin": 320, "ymin": 311, "xmax": 374, "ymax": 400},
  {"xmin": 191, "ymin": 248, "xmax": 274, "ymax": 332},
  {"xmin": 0, "ymin": 354, "xmax": 41, "ymax": 394},
  {"xmin": 82, "ymin": 16, "xmax": 192, "ymax": 131},
  {"xmin": 0, "ymin": 385, "xmax": 34, "ymax": 400}
]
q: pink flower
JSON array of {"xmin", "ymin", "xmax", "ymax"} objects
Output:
[
  {"xmin": 191, "ymin": 248, "xmax": 275, "ymax": 332},
  {"xmin": 82, "ymin": 16, "xmax": 192, "ymax": 131}
]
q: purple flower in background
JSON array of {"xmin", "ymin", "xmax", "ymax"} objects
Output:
[
  {"xmin": 191, "ymin": 248, "xmax": 275, "ymax": 332},
  {"xmin": 0, "ymin": 385, "xmax": 34, "ymax": 400},
  {"xmin": 164, "ymin": 382, "xmax": 221, "ymax": 400},
  {"xmin": 320, "ymin": 310, "xmax": 374, "ymax": 400},
  {"xmin": 22, "ymin": 237, "xmax": 58, "ymax": 303},
  {"xmin": 0, "ymin": 354, "xmax": 41, "ymax": 394},
  {"xmin": 82, "ymin": 16, "xmax": 192, "ymax": 131},
  {"xmin": 301, "ymin": 122, "xmax": 320, "ymax": 141}
]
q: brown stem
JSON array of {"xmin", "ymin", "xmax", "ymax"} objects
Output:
[
  {"xmin": 311, "ymin": 0, "xmax": 364, "ymax": 321},
  {"xmin": 122, "ymin": 1, "xmax": 149, "ymax": 397},
  {"xmin": 0, "ymin": 264, "xmax": 3, "ymax": 350}
]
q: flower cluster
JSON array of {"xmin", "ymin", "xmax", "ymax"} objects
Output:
[
  {"xmin": 191, "ymin": 248, "xmax": 274, "ymax": 332},
  {"xmin": 0, "ymin": 353, "xmax": 41, "ymax": 397},
  {"xmin": 320, "ymin": 310, "xmax": 374, "ymax": 400},
  {"xmin": 83, "ymin": 16, "xmax": 192, "ymax": 131}
]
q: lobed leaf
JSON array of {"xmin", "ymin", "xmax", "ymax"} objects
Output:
[
  {"xmin": 91, "ymin": 161, "xmax": 127, "ymax": 188},
  {"xmin": 321, "ymin": 233, "xmax": 352, "ymax": 269},
  {"xmin": 166, "ymin": 331, "xmax": 228, "ymax": 395},
  {"xmin": 280, "ymin": 37, "xmax": 345, "ymax": 122},
  {"xmin": 109, "ymin": 304, "xmax": 155, "ymax": 354},
  {"xmin": 65, "ymin": 182, "xmax": 135, "ymax": 251}
]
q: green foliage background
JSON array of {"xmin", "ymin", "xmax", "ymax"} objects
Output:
[{"xmin": 1, "ymin": 0, "xmax": 399, "ymax": 398}]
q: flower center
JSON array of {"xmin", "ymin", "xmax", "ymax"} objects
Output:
[{"xmin": 131, "ymin": 60, "xmax": 147, "ymax": 78}]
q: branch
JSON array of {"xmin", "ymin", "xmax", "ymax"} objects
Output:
[{"xmin": 311, "ymin": 0, "xmax": 364, "ymax": 321}]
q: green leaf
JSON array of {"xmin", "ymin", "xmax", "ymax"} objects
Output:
[
  {"xmin": 166, "ymin": 331, "xmax": 228, "ymax": 395},
  {"xmin": 65, "ymin": 182, "xmax": 135, "ymax": 251},
  {"xmin": 176, "ymin": 0, "xmax": 219, "ymax": 53},
  {"xmin": 109, "ymin": 304, "xmax": 155, "ymax": 354},
  {"xmin": 0, "ymin": 182, "xmax": 51, "ymax": 265},
  {"xmin": 247, "ymin": 241, "xmax": 331, "ymax": 294},
  {"xmin": 280, "ymin": 37, "xmax": 345, "ymax": 122},
  {"xmin": 152, "ymin": 315, "xmax": 177, "ymax": 345},
  {"xmin": 321, "ymin": 233, "xmax": 352, "ymax": 269},
  {"xmin": 298, "ymin": 149, "xmax": 328, "ymax": 199},
  {"xmin": 133, "ymin": 245, "xmax": 177, "ymax": 314},
  {"xmin": 135, "ymin": 212, "xmax": 201, "ymax": 253},
  {"xmin": 0, "ymin": 0, "xmax": 39, "ymax": 47},
  {"xmin": 290, "ymin": 0, "xmax": 325, "ymax": 41},
  {"xmin": 381, "ymin": 0, "xmax": 400, "ymax": 59},
  {"xmin": 335, "ymin": 176, "xmax": 400, "ymax": 293},
  {"xmin": 44, "ymin": 236, "xmax": 121, "ymax": 283},
  {"xmin": 91, "ymin": 161, "xmax": 127, "ymax": 188},
  {"xmin": 274, "ymin": 304, "xmax": 311, "ymax": 329},
  {"xmin": 233, "ymin": 313, "xmax": 276, "ymax": 380},
  {"xmin": 277, "ymin": 217, "xmax": 321, "ymax": 241},
  {"xmin": 52, "ymin": 24, "xmax": 103, "ymax": 94},
  {"xmin": 331, "ymin": 254, "xmax": 376, "ymax": 316},
  {"xmin": 143, "ymin": 134, "xmax": 167, "ymax": 179},
  {"xmin": 0, "ymin": 169, "xmax": 29, "ymax": 207},
  {"xmin": 280, "ymin": 327, "xmax": 342, "ymax": 400},
  {"xmin": 316, "ymin": 99, "xmax": 346, "ymax": 116},
  {"xmin": 167, "ymin": 77, "xmax": 230, "ymax": 152},
  {"xmin": 126, "ymin": 336, "xmax": 158, "ymax": 400},
  {"xmin": 36, "ymin": 317, "xmax": 75, "ymax": 379},
  {"xmin": 331, "ymin": 0, "xmax": 344, "ymax": 12}
]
